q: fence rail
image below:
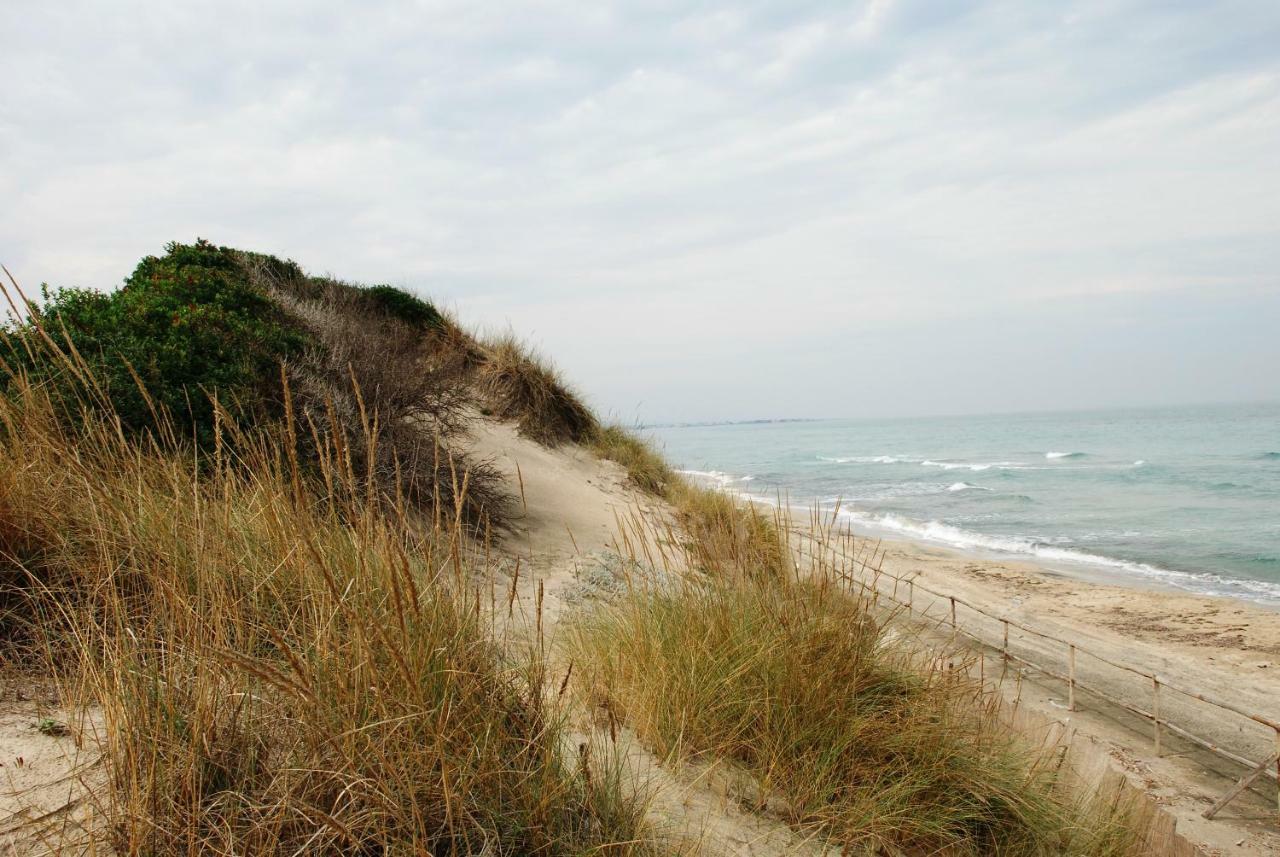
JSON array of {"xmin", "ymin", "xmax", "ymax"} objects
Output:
[{"xmin": 798, "ymin": 527, "xmax": 1280, "ymax": 821}]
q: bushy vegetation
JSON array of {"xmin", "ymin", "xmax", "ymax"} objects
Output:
[
  {"xmin": 6, "ymin": 240, "xmax": 306, "ymax": 447},
  {"xmin": 0, "ymin": 356, "xmax": 653, "ymax": 855},
  {"xmin": 362, "ymin": 283, "xmax": 444, "ymax": 329},
  {"xmin": 244, "ymin": 265, "xmax": 507, "ymax": 527},
  {"xmin": 4, "ymin": 240, "xmax": 508, "ymax": 527}
]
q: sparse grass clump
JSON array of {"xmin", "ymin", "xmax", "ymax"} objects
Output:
[
  {"xmin": 668, "ymin": 483, "xmax": 790, "ymax": 581},
  {"xmin": 477, "ymin": 333, "xmax": 598, "ymax": 445},
  {"xmin": 591, "ymin": 425, "xmax": 676, "ymax": 496}
]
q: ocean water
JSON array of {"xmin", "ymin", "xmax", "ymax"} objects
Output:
[{"xmin": 648, "ymin": 403, "xmax": 1280, "ymax": 606}]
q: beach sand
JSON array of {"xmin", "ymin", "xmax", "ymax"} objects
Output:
[{"xmin": 822, "ymin": 527, "xmax": 1280, "ymax": 855}]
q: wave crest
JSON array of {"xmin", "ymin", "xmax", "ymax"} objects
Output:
[
  {"xmin": 833, "ymin": 509, "xmax": 1280, "ymax": 605},
  {"xmin": 676, "ymin": 469, "xmax": 754, "ymax": 488}
]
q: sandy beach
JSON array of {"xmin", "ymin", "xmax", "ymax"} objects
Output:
[{"xmin": 817, "ymin": 524, "xmax": 1280, "ymax": 856}]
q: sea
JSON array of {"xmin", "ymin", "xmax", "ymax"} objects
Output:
[{"xmin": 647, "ymin": 403, "xmax": 1280, "ymax": 606}]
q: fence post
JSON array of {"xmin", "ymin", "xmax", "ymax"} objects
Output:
[
  {"xmin": 1153, "ymin": 678, "xmax": 1161, "ymax": 757},
  {"xmin": 907, "ymin": 579, "xmax": 914, "ymax": 613},
  {"xmin": 1067, "ymin": 644, "xmax": 1077, "ymax": 712},
  {"xmin": 1002, "ymin": 619, "xmax": 1009, "ymax": 665},
  {"xmin": 949, "ymin": 596, "xmax": 956, "ymax": 628}
]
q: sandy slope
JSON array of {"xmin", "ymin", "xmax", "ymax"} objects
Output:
[
  {"xmin": 469, "ymin": 419, "xmax": 821, "ymax": 857},
  {"xmin": 0, "ymin": 691, "xmax": 103, "ymax": 854}
]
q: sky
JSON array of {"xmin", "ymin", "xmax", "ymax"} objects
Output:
[{"xmin": 2, "ymin": 1, "xmax": 1278, "ymax": 423}]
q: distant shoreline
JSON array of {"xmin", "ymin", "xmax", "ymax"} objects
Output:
[{"xmin": 640, "ymin": 417, "xmax": 828, "ymax": 429}]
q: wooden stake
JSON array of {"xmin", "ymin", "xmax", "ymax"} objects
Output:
[
  {"xmin": 1202, "ymin": 751, "xmax": 1280, "ymax": 820},
  {"xmin": 536, "ymin": 578, "xmax": 545, "ymax": 652},
  {"xmin": 1067, "ymin": 644, "xmax": 1077, "ymax": 712},
  {"xmin": 1153, "ymin": 677, "xmax": 1162, "ymax": 756}
]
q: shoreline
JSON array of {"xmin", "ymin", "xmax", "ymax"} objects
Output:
[
  {"xmin": 691, "ymin": 473, "xmax": 1280, "ymax": 611},
  {"xmin": 811, "ymin": 521, "xmax": 1280, "ymax": 855},
  {"xmin": 836, "ymin": 511, "xmax": 1280, "ymax": 609},
  {"xmin": 679, "ymin": 474, "xmax": 1280, "ymax": 686}
]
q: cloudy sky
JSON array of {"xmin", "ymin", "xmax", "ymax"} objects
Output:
[{"xmin": 3, "ymin": 1, "xmax": 1278, "ymax": 422}]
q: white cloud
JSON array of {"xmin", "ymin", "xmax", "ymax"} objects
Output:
[{"xmin": 1, "ymin": 0, "xmax": 1278, "ymax": 419}]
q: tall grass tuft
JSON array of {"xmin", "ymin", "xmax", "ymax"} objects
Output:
[
  {"xmin": 590, "ymin": 425, "xmax": 676, "ymax": 496},
  {"xmin": 568, "ymin": 495, "xmax": 1149, "ymax": 856},
  {"xmin": 668, "ymin": 484, "xmax": 790, "ymax": 582},
  {"xmin": 476, "ymin": 333, "xmax": 598, "ymax": 445}
]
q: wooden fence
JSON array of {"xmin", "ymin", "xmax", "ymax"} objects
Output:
[{"xmin": 802, "ymin": 528, "xmax": 1280, "ymax": 822}]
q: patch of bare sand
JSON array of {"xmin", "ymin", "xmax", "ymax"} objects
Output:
[{"xmin": 0, "ymin": 694, "xmax": 103, "ymax": 855}]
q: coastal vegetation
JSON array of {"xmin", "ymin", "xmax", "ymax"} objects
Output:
[
  {"xmin": 567, "ymin": 531, "xmax": 1146, "ymax": 855},
  {"xmin": 0, "ymin": 242, "xmax": 1161, "ymax": 854}
]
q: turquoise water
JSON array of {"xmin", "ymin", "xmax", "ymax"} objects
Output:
[{"xmin": 648, "ymin": 403, "xmax": 1280, "ymax": 605}]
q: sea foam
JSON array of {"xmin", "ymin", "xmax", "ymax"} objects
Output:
[
  {"xmin": 834, "ymin": 508, "xmax": 1280, "ymax": 605},
  {"xmin": 677, "ymin": 469, "xmax": 754, "ymax": 487}
]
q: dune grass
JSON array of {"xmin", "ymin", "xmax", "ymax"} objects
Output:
[
  {"xmin": 476, "ymin": 332, "xmax": 598, "ymax": 445},
  {"xmin": 569, "ymin": 569, "xmax": 1146, "ymax": 856},
  {"xmin": 567, "ymin": 482, "xmax": 1154, "ymax": 856},
  {"xmin": 590, "ymin": 425, "xmax": 676, "ymax": 496},
  {"xmin": 667, "ymin": 483, "xmax": 791, "ymax": 582},
  {"xmin": 0, "ymin": 339, "xmax": 655, "ymax": 854}
]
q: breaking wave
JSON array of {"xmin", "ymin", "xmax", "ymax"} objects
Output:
[
  {"xmin": 677, "ymin": 469, "xmax": 755, "ymax": 487},
  {"xmin": 833, "ymin": 508, "xmax": 1280, "ymax": 605}
]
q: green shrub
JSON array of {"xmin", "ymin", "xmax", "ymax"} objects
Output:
[
  {"xmin": 8, "ymin": 240, "xmax": 307, "ymax": 448},
  {"xmin": 361, "ymin": 284, "xmax": 443, "ymax": 329}
]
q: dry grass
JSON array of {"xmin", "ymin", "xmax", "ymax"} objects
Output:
[
  {"xmin": 569, "ymin": 575, "xmax": 1145, "ymax": 856},
  {"xmin": 239, "ymin": 257, "xmax": 510, "ymax": 529},
  {"xmin": 590, "ymin": 425, "xmax": 675, "ymax": 496},
  {"xmin": 475, "ymin": 333, "xmax": 598, "ymax": 446},
  {"xmin": 668, "ymin": 483, "xmax": 790, "ymax": 582},
  {"xmin": 428, "ymin": 309, "xmax": 491, "ymax": 377},
  {"xmin": 0, "ymin": 348, "xmax": 655, "ymax": 854},
  {"xmin": 568, "ymin": 487, "xmax": 1154, "ymax": 856}
]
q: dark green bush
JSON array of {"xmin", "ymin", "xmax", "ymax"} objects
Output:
[
  {"xmin": 361, "ymin": 285, "xmax": 443, "ymax": 329},
  {"xmin": 7, "ymin": 240, "xmax": 308, "ymax": 448}
]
